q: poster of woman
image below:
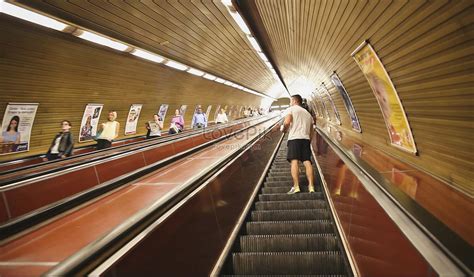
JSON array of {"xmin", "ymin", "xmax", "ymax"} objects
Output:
[
  {"xmin": 179, "ymin": 105, "xmax": 187, "ymax": 118},
  {"xmin": 352, "ymin": 41, "xmax": 417, "ymax": 153},
  {"xmin": 79, "ymin": 104, "xmax": 103, "ymax": 142},
  {"xmin": 0, "ymin": 103, "xmax": 38, "ymax": 155},
  {"xmin": 205, "ymin": 105, "xmax": 212, "ymax": 119},
  {"xmin": 330, "ymin": 72, "xmax": 362, "ymax": 132},
  {"xmin": 157, "ymin": 104, "xmax": 169, "ymax": 126},
  {"xmin": 125, "ymin": 104, "xmax": 143, "ymax": 135}
]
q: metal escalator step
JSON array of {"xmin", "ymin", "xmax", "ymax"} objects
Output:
[
  {"xmin": 232, "ymin": 251, "xmax": 345, "ymax": 275},
  {"xmin": 259, "ymin": 192, "xmax": 323, "ymax": 201},
  {"xmin": 240, "ymin": 234, "xmax": 339, "ymax": 252},
  {"xmin": 267, "ymin": 176, "xmax": 306, "ymax": 182},
  {"xmin": 222, "ymin": 275, "xmax": 346, "ymax": 277},
  {"xmin": 251, "ymin": 209, "xmax": 329, "ymax": 221},
  {"xmin": 264, "ymin": 180, "xmax": 312, "ymax": 187},
  {"xmin": 255, "ymin": 200, "xmax": 326, "ymax": 211},
  {"xmin": 262, "ymin": 186, "xmax": 315, "ymax": 194},
  {"xmin": 246, "ymin": 220, "xmax": 333, "ymax": 235}
]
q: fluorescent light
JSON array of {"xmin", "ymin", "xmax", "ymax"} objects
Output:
[
  {"xmin": 248, "ymin": 36, "xmax": 262, "ymax": 52},
  {"xmin": 77, "ymin": 30, "xmax": 129, "ymax": 51},
  {"xmin": 230, "ymin": 12, "xmax": 251, "ymax": 35},
  {"xmin": 215, "ymin": 78, "xmax": 225, "ymax": 83},
  {"xmin": 264, "ymin": 61, "xmax": 273, "ymax": 69},
  {"xmin": 132, "ymin": 49, "xmax": 164, "ymax": 63},
  {"xmin": 257, "ymin": 52, "xmax": 268, "ymax": 62},
  {"xmin": 187, "ymin": 68, "xmax": 204, "ymax": 76},
  {"xmin": 231, "ymin": 83, "xmax": 239, "ymax": 88},
  {"xmin": 165, "ymin": 60, "xmax": 188, "ymax": 71},
  {"xmin": 203, "ymin": 73, "xmax": 216, "ymax": 80},
  {"xmin": 224, "ymin": 81, "xmax": 233, "ymax": 86},
  {"xmin": 270, "ymin": 68, "xmax": 276, "ymax": 74},
  {"xmin": 0, "ymin": 1, "xmax": 68, "ymax": 31}
]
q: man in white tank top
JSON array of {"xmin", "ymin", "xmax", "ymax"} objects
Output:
[{"xmin": 281, "ymin": 94, "xmax": 315, "ymax": 194}]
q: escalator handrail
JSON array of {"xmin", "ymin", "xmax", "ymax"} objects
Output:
[
  {"xmin": 0, "ymin": 116, "xmax": 279, "ymax": 241},
  {"xmin": 0, "ymin": 116, "xmax": 263, "ymax": 187},
  {"xmin": 315, "ymin": 128, "xmax": 469, "ymax": 275},
  {"xmin": 44, "ymin": 117, "xmax": 281, "ymax": 276}
]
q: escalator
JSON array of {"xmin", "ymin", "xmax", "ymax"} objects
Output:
[{"xmin": 220, "ymin": 136, "xmax": 353, "ymax": 276}]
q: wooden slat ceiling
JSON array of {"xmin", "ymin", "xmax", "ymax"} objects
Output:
[{"xmin": 15, "ymin": 0, "xmax": 287, "ymax": 98}]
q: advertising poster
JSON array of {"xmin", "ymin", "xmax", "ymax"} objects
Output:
[
  {"xmin": 314, "ymin": 89, "xmax": 331, "ymax": 120},
  {"xmin": 157, "ymin": 104, "xmax": 169, "ymax": 126},
  {"xmin": 330, "ymin": 73, "xmax": 362, "ymax": 132},
  {"xmin": 79, "ymin": 103, "xmax": 103, "ymax": 142},
  {"xmin": 239, "ymin": 106, "xmax": 245, "ymax": 117},
  {"xmin": 205, "ymin": 105, "xmax": 212, "ymax": 119},
  {"xmin": 1, "ymin": 103, "xmax": 38, "ymax": 155},
  {"xmin": 352, "ymin": 41, "xmax": 417, "ymax": 153},
  {"xmin": 228, "ymin": 105, "xmax": 234, "ymax": 117},
  {"xmin": 309, "ymin": 98, "xmax": 320, "ymax": 117},
  {"xmin": 179, "ymin": 105, "xmax": 187, "ymax": 117},
  {"xmin": 321, "ymin": 83, "xmax": 341, "ymax": 125},
  {"xmin": 214, "ymin": 105, "xmax": 221, "ymax": 121},
  {"xmin": 125, "ymin": 104, "xmax": 143, "ymax": 135}
]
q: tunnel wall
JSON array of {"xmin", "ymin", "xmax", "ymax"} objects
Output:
[{"xmin": 0, "ymin": 15, "xmax": 262, "ymax": 161}]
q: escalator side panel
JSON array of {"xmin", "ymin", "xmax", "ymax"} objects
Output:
[{"xmin": 97, "ymin": 126, "xmax": 282, "ymax": 276}]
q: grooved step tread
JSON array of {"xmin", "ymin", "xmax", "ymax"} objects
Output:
[
  {"xmin": 232, "ymin": 252, "xmax": 345, "ymax": 275},
  {"xmin": 240, "ymin": 234, "xmax": 339, "ymax": 252},
  {"xmin": 251, "ymin": 209, "xmax": 329, "ymax": 221},
  {"xmin": 246, "ymin": 220, "xmax": 334, "ymax": 235},
  {"xmin": 255, "ymin": 200, "xmax": 326, "ymax": 210}
]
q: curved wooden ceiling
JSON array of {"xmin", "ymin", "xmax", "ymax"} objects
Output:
[{"xmin": 16, "ymin": 0, "xmax": 288, "ymax": 98}]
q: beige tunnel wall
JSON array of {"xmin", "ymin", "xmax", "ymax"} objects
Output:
[
  {"xmin": 0, "ymin": 15, "xmax": 263, "ymax": 162},
  {"xmin": 308, "ymin": 2, "xmax": 473, "ymax": 196},
  {"xmin": 249, "ymin": 0, "xmax": 473, "ymax": 196}
]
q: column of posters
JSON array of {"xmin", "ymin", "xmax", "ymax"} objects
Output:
[
  {"xmin": 79, "ymin": 104, "xmax": 103, "ymax": 142},
  {"xmin": 352, "ymin": 41, "xmax": 417, "ymax": 153},
  {"xmin": 321, "ymin": 83, "xmax": 341, "ymax": 125},
  {"xmin": 330, "ymin": 73, "xmax": 362, "ymax": 132},
  {"xmin": 125, "ymin": 104, "xmax": 143, "ymax": 135},
  {"xmin": 315, "ymin": 89, "xmax": 331, "ymax": 120},
  {"xmin": 179, "ymin": 105, "xmax": 187, "ymax": 117},
  {"xmin": 1, "ymin": 103, "xmax": 38, "ymax": 155}
]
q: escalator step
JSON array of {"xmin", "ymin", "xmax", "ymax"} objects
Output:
[
  {"xmin": 259, "ymin": 192, "xmax": 323, "ymax": 201},
  {"xmin": 262, "ymin": 186, "xmax": 315, "ymax": 194},
  {"xmin": 246, "ymin": 220, "xmax": 333, "ymax": 235},
  {"xmin": 222, "ymin": 275, "xmax": 345, "ymax": 277},
  {"xmin": 267, "ymin": 176, "xmax": 303, "ymax": 182},
  {"xmin": 240, "ymin": 234, "xmax": 339, "ymax": 252},
  {"xmin": 251, "ymin": 209, "xmax": 329, "ymax": 221},
  {"xmin": 255, "ymin": 200, "xmax": 326, "ymax": 210},
  {"xmin": 232, "ymin": 252, "xmax": 345, "ymax": 275},
  {"xmin": 264, "ymin": 180, "xmax": 313, "ymax": 188}
]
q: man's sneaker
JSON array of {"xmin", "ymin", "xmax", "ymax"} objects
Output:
[
  {"xmin": 308, "ymin": 185, "xmax": 315, "ymax": 193},
  {"xmin": 287, "ymin": 186, "xmax": 300, "ymax": 194}
]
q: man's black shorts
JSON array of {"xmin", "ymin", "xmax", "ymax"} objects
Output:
[{"xmin": 287, "ymin": 139, "xmax": 312, "ymax": 163}]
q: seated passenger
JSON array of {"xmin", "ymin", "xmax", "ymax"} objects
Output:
[
  {"xmin": 146, "ymin": 114, "xmax": 163, "ymax": 139},
  {"xmin": 192, "ymin": 107, "xmax": 207, "ymax": 129},
  {"xmin": 43, "ymin": 120, "xmax": 74, "ymax": 161},
  {"xmin": 96, "ymin": 111, "xmax": 120, "ymax": 150},
  {"xmin": 215, "ymin": 108, "xmax": 228, "ymax": 124},
  {"xmin": 169, "ymin": 109, "xmax": 184, "ymax": 134}
]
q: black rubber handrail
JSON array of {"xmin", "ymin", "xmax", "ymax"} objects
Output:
[
  {"xmin": 0, "ymin": 116, "xmax": 279, "ymax": 241},
  {"xmin": 0, "ymin": 116, "xmax": 261, "ymax": 186},
  {"xmin": 43, "ymin": 117, "xmax": 281, "ymax": 276}
]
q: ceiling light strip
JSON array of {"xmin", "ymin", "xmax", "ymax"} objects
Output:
[{"xmin": 0, "ymin": 1, "xmax": 275, "ymax": 100}]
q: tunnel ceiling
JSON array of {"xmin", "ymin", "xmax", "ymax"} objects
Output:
[{"xmin": 16, "ymin": 0, "xmax": 288, "ymax": 99}]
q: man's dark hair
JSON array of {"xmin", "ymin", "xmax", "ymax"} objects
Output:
[{"xmin": 291, "ymin": 94, "xmax": 303, "ymax": 105}]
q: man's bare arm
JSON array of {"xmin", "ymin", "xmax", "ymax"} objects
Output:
[{"xmin": 281, "ymin": 113, "xmax": 292, "ymax": 132}]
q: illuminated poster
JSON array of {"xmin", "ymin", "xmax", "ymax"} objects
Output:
[
  {"xmin": 125, "ymin": 104, "xmax": 142, "ymax": 135},
  {"xmin": 315, "ymin": 89, "xmax": 331, "ymax": 120},
  {"xmin": 79, "ymin": 103, "xmax": 103, "ymax": 142},
  {"xmin": 352, "ymin": 41, "xmax": 417, "ymax": 153},
  {"xmin": 1, "ymin": 103, "xmax": 38, "ymax": 155},
  {"xmin": 330, "ymin": 73, "xmax": 362, "ymax": 132},
  {"xmin": 228, "ymin": 105, "xmax": 234, "ymax": 117},
  {"xmin": 321, "ymin": 83, "xmax": 341, "ymax": 125},
  {"xmin": 205, "ymin": 105, "xmax": 212, "ymax": 119},
  {"xmin": 179, "ymin": 105, "xmax": 187, "ymax": 117},
  {"xmin": 157, "ymin": 104, "xmax": 169, "ymax": 126},
  {"xmin": 214, "ymin": 105, "xmax": 221, "ymax": 121}
]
